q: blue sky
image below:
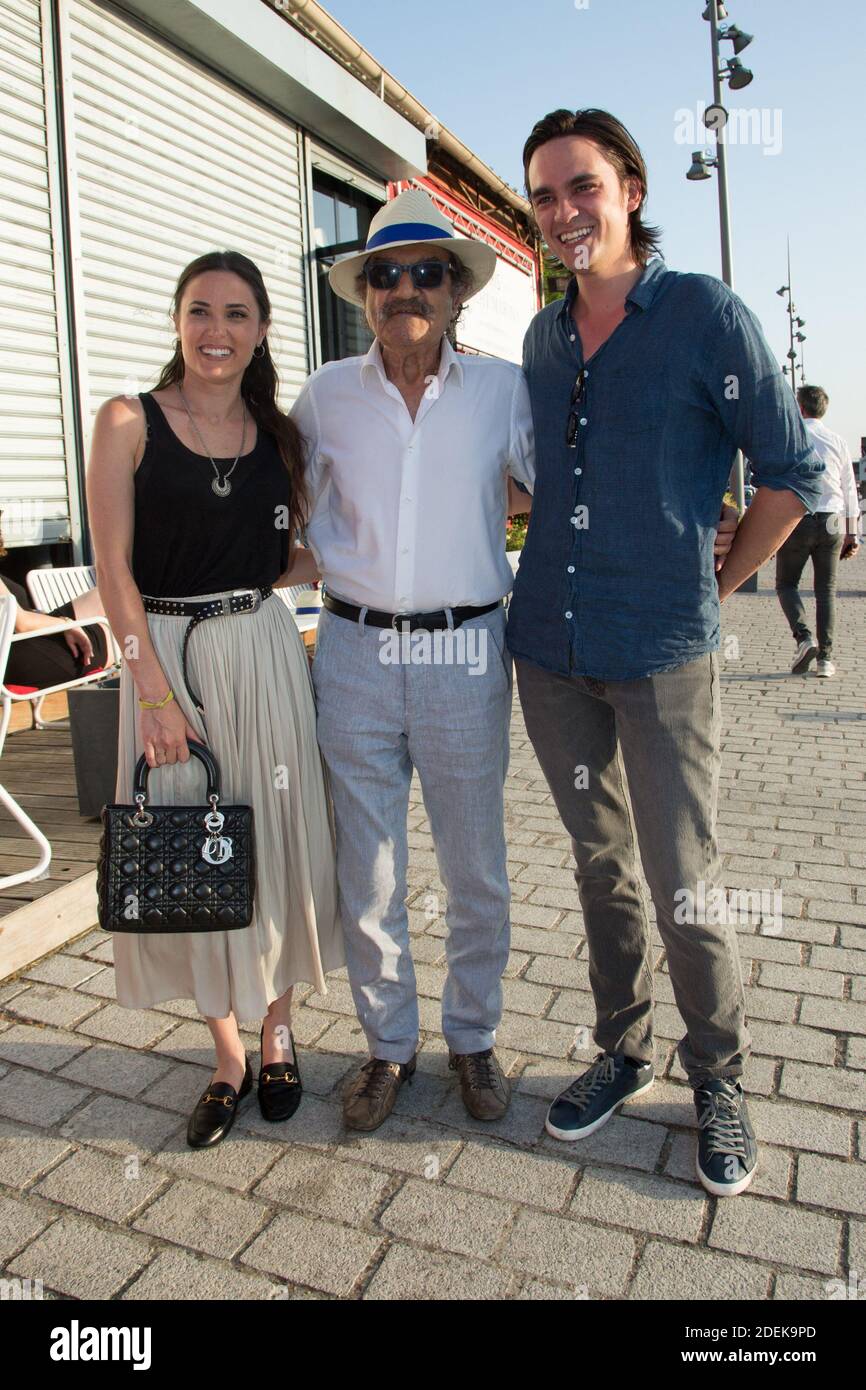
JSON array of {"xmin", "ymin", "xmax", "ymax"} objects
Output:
[{"xmin": 324, "ymin": 0, "xmax": 865, "ymax": 455}]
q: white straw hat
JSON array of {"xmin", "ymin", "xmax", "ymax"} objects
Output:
[{"xmin": 328, "ymin": 187, "xmax": 498, "ymax": 307}]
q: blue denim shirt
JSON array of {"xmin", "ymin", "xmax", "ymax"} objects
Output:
[{"xmin": 506, "ymin": 258, "xmax": 825, "ymax": 680}]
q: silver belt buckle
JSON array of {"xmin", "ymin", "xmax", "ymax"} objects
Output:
[
  {"xmin": 391, "ymin": 610, "xmax": 412, "ymax": 630},
  {"xmin": 230, "ymin": 588, "xmax": 260, "ymax": 614}
]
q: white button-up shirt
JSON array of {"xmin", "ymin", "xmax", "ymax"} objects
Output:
[
  {"xmin": 803, "ymin": 417, "xmax": 861, "ymax": 528},
  {"xmin": 289, "ymin": 337, "xmax": 535, "ymax": 612}
]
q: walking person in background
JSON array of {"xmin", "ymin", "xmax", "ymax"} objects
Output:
[
  {"xmin": 775, "ymin": 384, "xmax": 861, "ymax": 678},
  {"xmin": 87, "ymin": 250, "xmax": 342, "ymax": 1149}
]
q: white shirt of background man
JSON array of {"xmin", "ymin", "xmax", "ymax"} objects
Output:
[{"xmin": 802, "ymin": 416, "xmax": 861, "ymax": 533}]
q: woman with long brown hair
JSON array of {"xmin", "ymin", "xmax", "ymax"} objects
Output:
[{"xmin": 87, "ymin": 250, "xmax": 342, "ymax": 1148}]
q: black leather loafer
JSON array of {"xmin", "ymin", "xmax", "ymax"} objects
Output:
[
  {"xmin": 258, "ymin": 1027, "xmax": 303, "ymax": 1122},
  {"xmin": 186, "ymin": 1057, "xmax": 252, "ymax": 1148}
]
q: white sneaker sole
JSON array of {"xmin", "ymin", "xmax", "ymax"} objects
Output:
[
  {"xmin": 695, "ymin": 1150, "xmax": 758, "ymax": 1197},
  {"xmin": 544, "ymin": 1073, "xmax": 654, "ymax": 1141}
]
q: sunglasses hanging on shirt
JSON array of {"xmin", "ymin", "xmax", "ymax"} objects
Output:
[{"xmin": 566, "ymin": 368, "xmax": 587, "ymax": 449}]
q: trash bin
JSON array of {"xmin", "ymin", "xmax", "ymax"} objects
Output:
[{"xmin": 67, "ymin": 677, "xmax": 120, "ymax": 818}]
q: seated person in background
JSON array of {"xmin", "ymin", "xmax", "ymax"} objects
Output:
[{"xmin": 0, "ymin": 524, "xmax": 108, "ymax": 690}]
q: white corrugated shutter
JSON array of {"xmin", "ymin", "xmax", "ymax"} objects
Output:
[
  {"xmin": 61, "ymin": 0, "xmax": 309, "ymax": 440},
  {"xmin": 0, "ymin": 0, "xmax": 77, "ymax": 548}
]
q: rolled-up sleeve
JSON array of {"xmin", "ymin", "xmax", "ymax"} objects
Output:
[
  {"xmin": 508, "ymin": 369, "xmax": 535, "ymax": 494},
  {"xmin": 288, "ymin": 378, "xmax": 326, "ymax": 515},
  {"xmin": 701, "ymin": 293, "xmax": 825, "ymax": 511},
  {"xmin": 840, "ymin": 438, "xmax": 861, "ymax": 529}
]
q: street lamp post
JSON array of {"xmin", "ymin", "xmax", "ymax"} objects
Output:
[
  {"xmin": 687, "ymin": 2, "xmax": 755, "ymax": 515},
  {"xmin": 777, "ymin": 237, "xmax": 808, "ymax": 392},
  {"xmin": 707, "ymin": 2, "xmax": 734, "ymax": 286}
]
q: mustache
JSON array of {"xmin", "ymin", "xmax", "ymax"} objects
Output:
[{"xmin": 382, "ymin": 300, "xmax": 432, "ymax": 319}]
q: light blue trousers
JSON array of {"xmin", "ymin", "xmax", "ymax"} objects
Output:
[{"xmin": 311, "ymin": 603, "xmax": 513, "ymax": 1062}]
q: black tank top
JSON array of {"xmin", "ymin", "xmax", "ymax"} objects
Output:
[{"xmin": 132, "ymin": 392, "xmax": 291, "ymax": 597}]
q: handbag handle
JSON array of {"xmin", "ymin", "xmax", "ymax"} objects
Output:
[{"xmin": 132, "ymin": 739, "xmax": 221, "ymax": 804}]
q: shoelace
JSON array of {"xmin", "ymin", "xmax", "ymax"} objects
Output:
[
  {"xmin": 460, "ymin": 1050, "xmax": 498, "ymax": 1091},
  {"xmin": 355, "ymin": 1059, "xmax": 401, "ymax": 1101},
  {"xmin": 561, "ymin": 1053, "xmax": 616, "ymax": 1110},
  {"xmin": 697, "ymin": 1086, "xmax": 748, "ymax": 1159}
]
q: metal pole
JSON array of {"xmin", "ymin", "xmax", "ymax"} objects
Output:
[
  {"xmin": 786, "ymin": 238, "xmax": 796, "ymax": 388},
  {"xmin": 709, "ymin": 3, "xmax": 734, "ymax": 287},
  {"xmin": 709, "ymin": 0, "xmax": 744, "ymax": 510}
]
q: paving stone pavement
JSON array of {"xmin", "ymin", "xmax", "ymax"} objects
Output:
[{"xmin": 0, "ymin": 558, "xmax": 864, "ymax": 1301}]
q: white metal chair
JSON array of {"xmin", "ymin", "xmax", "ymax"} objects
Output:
[
  {"xmin": 2, "ymin": 585, "xmax": 115, "ymax": 717},
  {"xmin": 26, "ymin": 564, "xmax": 97, "ymax": 613},
  {"xmin": 0, "ymin": 594, "xmax": 122, "ymax": 888},
  {"xmin": 0, "ymin": 596, "xmax": 52, "ymax": 888},
  {"xmin": 274, "ymin": 583, "xmax": 321, "ymax": 636},
  {"xmin": 25, "ymin": 566, "xmax": 120, "ymax": 727}
]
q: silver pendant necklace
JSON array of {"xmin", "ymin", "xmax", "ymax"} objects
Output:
[{"xmin": 177, "ymin": 386, "xmax": 247, "ymax": 497}]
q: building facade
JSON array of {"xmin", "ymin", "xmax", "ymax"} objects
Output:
[{"xmin": 0, "ymin": 0, "xmax": 538, "ymax": 571}]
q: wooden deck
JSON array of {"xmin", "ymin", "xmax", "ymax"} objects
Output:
[
  {"xmin": 0, "ymin": 628, "xmax": 319, "ymax": 972},
  {"xmin": 0, "ymin": 693, "xmax": 101, "ymax": 919}
]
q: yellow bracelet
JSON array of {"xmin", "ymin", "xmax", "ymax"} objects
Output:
[{"xmin": 138, "ymin": 688, "xmax": 175, "ymax": 710}]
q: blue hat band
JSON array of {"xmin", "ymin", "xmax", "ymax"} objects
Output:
[{"xmin": 365, "ymin": 222, "xmax": 452, "ymax": 252}]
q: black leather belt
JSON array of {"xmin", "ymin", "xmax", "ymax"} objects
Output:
[
  {"xmin": 322, "ymin": 590, "xmax": 500, "ymax": 630},
  {"xmin": 142, "ymin": 587, "xmax": 272, "ymax": 716}
]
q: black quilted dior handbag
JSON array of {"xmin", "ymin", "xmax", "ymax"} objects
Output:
[{"xmin": 97, "ymin": 740, "xmax": 255, "ymax": 933}]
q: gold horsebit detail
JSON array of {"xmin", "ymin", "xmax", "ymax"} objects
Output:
[
  {"xmin": 260, "ymin": 1069, "xmax": 299, "ymax": 1085},
  {"xmin": 202, "ymin": 1092, "xmax": 234, "ymax": 1107}
]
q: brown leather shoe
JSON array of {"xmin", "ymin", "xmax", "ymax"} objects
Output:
[
  {"xmin": 449, "ymin": 1047, "xmax": 511, "ymax": 1120},
  {"xmin": 343, "ymin": 1056, "xmax": 416, "ymax": 1132}
]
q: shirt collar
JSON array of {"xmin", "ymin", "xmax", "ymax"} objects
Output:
[
  {"xmin": 360, "ymin": 335, "xmax": 464, "ymax": 391},
  {"xmin": 560, "ymin": 255, "xmax": 667, "ymax": 320}
]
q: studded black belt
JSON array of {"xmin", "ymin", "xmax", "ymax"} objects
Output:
[
  {"xmin": 141, "ymin": 587, "xmax": 272, "ymax": 716},
  {"xmin": 322, "ymin": 590, "xmax": 500, "ymax": 631}
]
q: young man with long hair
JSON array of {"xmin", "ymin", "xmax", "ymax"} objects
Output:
[{"xmin": 507, "ymin": 110, "xmax": 825, "ymax": 1196}]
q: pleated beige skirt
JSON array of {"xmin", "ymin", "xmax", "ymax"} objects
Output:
[{"xmin": 112, "ymin": 588, "xmax": 344, "ymax": 1025}]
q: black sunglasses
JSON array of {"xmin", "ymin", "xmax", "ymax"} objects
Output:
[
  {"xmin": 363, "ymin": 258, "xmax": 453, "ymax": 291},
  {"xmin": 565, "ymin": 369, "xmax": 587, "ymax": 449}
]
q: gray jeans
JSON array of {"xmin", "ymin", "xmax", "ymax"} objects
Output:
[
  {"xmin": 312, "ymin": 604, "xmax": 513, "ymax": 1062},
  {"xmin": 515, "ymin": 652, "xmax": 749, "ymax": 1086},
  {"xmin": 775, "ymin": 511, "xmax": 844, "ymax": 658}
]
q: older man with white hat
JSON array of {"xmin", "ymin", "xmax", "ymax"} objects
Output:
[{"xmin": 290, "ymin": 188, "xmax": 535, "ymax": 1131}]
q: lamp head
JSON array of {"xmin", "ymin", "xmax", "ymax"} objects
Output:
[
  {"xmin": 722, "ymin": 24, "xmax": 754, "ymax": 54},
  {"xmin": 727, "ymin": 58, "xmax": 754, "ymax": 89},
  {"xmin": 686, "ymin": 151, "xmax": 713, "ymax": 180}
]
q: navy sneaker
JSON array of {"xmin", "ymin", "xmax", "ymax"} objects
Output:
[
  {"xmin": 694, "ymin": 1078, "xmax": 758, "ymax": 1197},
  {"xmin": 545, "ymin": 1051, "xmax": 654, "ymax": 1141}
]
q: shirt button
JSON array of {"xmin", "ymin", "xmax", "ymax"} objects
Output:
[
  {"xmin": 579, "ymin": 417, "xmax": 588, "ymax": 426},
  {"xmin": 401, "ymin": 548, "xmax": 409, "ymax": 555},
  {"xmin": 574, "ymin": 467, "xmax": 582, "ymax": 475},
  {"xmin": 569, "ymin": 333, "xmax": 575, "ymax": 342},
  {"xmin": 567, "ymin": 565, "xmax": 575, "ymax": 573},
  {"xmin": 565, "ymin": 611, "xmax": 573, "ymax": 619}
]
